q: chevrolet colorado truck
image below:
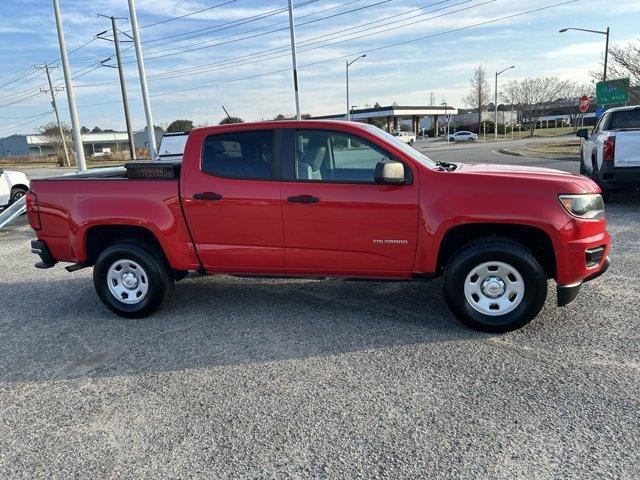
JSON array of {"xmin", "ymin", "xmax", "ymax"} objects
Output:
[
  {"xmin": 577, "ymin": 105, "xmax": 640, "ymax": 201},
  {"xmin": 27, "ymin": 121, "xmax": 610, "ymax": 332}
]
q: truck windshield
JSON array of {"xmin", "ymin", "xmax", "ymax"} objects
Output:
[{"xmin": 361, "ymin": 124, "xmax": 437, "ymax": 168}]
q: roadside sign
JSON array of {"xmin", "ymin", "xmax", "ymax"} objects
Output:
[
  {"xmin": 579, "ymin": 95, "xmax": 590, "ymax": 113},
  {"xmin": 596, "ymin": 78, "xmax": 630, "ymax": 105},
  {"xmin": 595, "ymin": 107, "xmax": 606, "ymax": 118}
]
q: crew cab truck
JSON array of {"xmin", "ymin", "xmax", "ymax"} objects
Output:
[
  {"xmin": 27, "ymin": 121, "xmax": 610, "ymax": 332},
  {"xmin": 577, "ymin": 105, "xmax": 640, "ymax": 201}
]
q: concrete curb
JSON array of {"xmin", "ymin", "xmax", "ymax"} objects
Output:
[{"xmin": 495, "ymin": 148, "xmax": 580, "ymax": 162}]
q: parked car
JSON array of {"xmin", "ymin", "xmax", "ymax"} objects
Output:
[
  {"xmin": 577, "ymin": 105, "xmax": 640, "ymax": 201},
  {"xmin": 391, "ymin": 131, "xmax": 416, "ymax": 146},
  {"xmin": 0, "ymin": 168, "xmax": 29, "ymax": 208},
  {"xmin": 27, "ymin": 121, "xmax": 610, "ymax": 332},
  {"xmin": 446, "ymin": 131, "xmax": 477, "ymax": 142}
]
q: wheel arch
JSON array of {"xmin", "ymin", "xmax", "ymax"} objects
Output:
[
  {"xmin": 84, "ymin": 224, "xmax": 167, "ymax": 267},
  {"xmin": 435, "ymin": 223, "xmax": 556, "ymax": 279}
]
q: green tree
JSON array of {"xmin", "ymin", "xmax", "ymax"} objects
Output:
[
  {"xmin": 219, "ymin": 116, "xmax": 244, "ymax": 125},
  {"xmin": 167, "ymin": 119, "xmax": 194, "ymax": 132}
]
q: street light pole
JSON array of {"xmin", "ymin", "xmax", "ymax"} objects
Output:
[
  {"xmin": 559, "ymin": 27, "xmax": 610, "ymax": 81},
  {"xmin": 346, "ymin": 54, "xmax": 366, "ymax": 121},
  {"xmin": 52, "ymin": 0, "xmax": 86, "ymax": 171},
  {"xmin": 127, "ymin": 0, "xmax": 158, "ymax": 160},
  {"xmin": 441, "ymin": 101, "xmax": 449, "ymax": 137},
  {"xmin": 494, "ymin": 65, "xmax": 515, "ymax": 140},
  {"xmin": 287, "ymin": 0, "xmax": 301, "ymax": 120}
]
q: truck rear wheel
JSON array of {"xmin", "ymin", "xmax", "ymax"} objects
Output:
[
  {"xmin": 443, "ymin": 238, "xmax": 547, "ymax": 333},
  {"xmin": 93, "ymin": 242, "xmax": 173, "ymax": 318}
]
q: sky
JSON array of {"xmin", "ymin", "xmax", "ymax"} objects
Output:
[{"xmin": 0, "ymin": 0, "xmax": 638, "ymax": 136}]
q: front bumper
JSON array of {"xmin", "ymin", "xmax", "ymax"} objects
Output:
[{"xmin": 557, "ymin": 256, "xmax": 610, "ymax": 306}]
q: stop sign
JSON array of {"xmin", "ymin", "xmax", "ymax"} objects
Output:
[{"xmin": 579, "ymin": 95, "xmax": 590, "ymax": 113}]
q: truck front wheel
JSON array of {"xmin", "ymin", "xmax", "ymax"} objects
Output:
[
  {"xmin": 443, "ymin": 238, "xmax": 547, "ymax": 332},
  {"xmin": 93, "ymin": 242, "xmax": 173, "ymax": 318}
]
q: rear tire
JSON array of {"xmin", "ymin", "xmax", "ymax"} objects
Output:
[
  {"xmin": 443, "ymin": 238, "xmax": 547, "ymax": 333},
  {"xmin": 93, "ymin": 242, "xmax": 173, "ymax": 318},
  {"xmin": 409, "ymin": 139, "xmax": 414, "ymax": 146}
]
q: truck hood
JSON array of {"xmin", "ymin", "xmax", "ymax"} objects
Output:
[{"xmin": 455, "ymin": 163, "xmax": 598, "ymax": 193}]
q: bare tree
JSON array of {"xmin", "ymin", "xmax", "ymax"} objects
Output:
[
  {"xmin": 463, "ymin": 65, "xmax": 491, "ymax": 132},
  {"xmin": 38, "ymin": 121, "xmax": 74, "ymax": 166},
  {"xmin": 501, "ymin": 77, "xmax": 571, "ymax": 135},
  {"xmin": 554, "ymin": 82, "xmax": 594, "ymax": 131}
]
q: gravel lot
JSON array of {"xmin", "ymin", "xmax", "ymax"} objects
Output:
[{"xmin": 1, "ymin": 163, "xmax": 639, "ymax": 478}]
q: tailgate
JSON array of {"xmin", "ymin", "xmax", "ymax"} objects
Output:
[{"xmin": 615, "ymin": 130, "xmax": 640, "ymax": 167}]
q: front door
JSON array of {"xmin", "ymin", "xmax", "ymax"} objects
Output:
[
  {"xmin": 280, "ymin": 128, "xmax": 419, "ymax": 273},
  {"xmin": 181, "ymin": 128, "xmax": 284, "ymax": 270}
]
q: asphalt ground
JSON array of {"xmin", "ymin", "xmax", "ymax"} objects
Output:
[{"xmin": 1, "ymin": 148, "xmax": 639, "ymax": 479}]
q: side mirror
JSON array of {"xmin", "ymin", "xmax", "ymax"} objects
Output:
[
  {"xmin": 375, "ymin": 161, "xmax": 405, "ymax": 185},
  {"xmin": 576, "ymin": 128, "xmax": 589, "ymax": 140}
]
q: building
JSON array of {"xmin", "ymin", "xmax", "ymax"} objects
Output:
[
  {"xmin": 452, "ymin": 110, "xmax": 519, "ymax": 129},
  {"xmin": 0, "ymin": 129, "xmax": 164, "ymax": 158},
  {"xmin": 312, "ymin": 104, "xmax": 458, "ymax": 134}
]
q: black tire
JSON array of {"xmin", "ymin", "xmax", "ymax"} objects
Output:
[
  {"xmin": 601, "ymin": 188, "xmax": 611, "ymax": 203},
  {"xmin": 443, "ymin": 237, "xmax": 548, "ymax": 333},
  {"xmin": 9, "ymin": 187, "xmax": 27, "ymax": 205},
  {"xmin": 449, "ymin": 137, "xmax": 455, "ymax": 143},
  {"xmin": 93, "ymin": 241, "xmax": 173, "ymax": 318},
  {"xmin": 409, "ymin": 139, "xmax": 414, "ymax": 146}
]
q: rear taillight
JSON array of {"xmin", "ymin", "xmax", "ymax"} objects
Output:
[
  {"xmin": 603, "ymin": 136, "xmax": 615, "ymax": 162},
  {"xmin": 26, "ymin": 191, "xmax": 41, "ymax": 230}
]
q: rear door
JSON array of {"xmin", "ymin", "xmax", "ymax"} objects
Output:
[
  {"xmin": 280, "ymin": 128, "xmax": 419, "ymax": 273},
  {"xmin": 181, "ymin": 128, "xmax": 284, "ymax": 270}
]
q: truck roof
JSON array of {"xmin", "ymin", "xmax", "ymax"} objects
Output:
[
  {"xmin": 604, "ymin": 105, "xmax": 640, "ymax": 113},
  {"xmin": 189, "ymin": 120, "xmax": 373, "ymax": 135}
]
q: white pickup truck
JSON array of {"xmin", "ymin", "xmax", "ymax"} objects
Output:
[
  {"xmin": 0, "ymin": 168, "xmax": 29, "ymax": 208},
  {"xmin": 578, "ymin": 105, "xmax": 640, "ymax": 201},
  {"xmin": 391, "ymin": 131, "xmax": 416, "ymax": 146}
]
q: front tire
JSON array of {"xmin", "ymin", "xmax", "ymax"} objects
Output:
[
  {"xmin": 9, "ymin": 187, "xmax": 27, "ymax": 205},
  {"xmin": 443, "ymin": 238, "xmax": 547, "ymax": 332},
  {"xmin": 93, "ymin": 242, "xmax": 173, "ymax": 318}
]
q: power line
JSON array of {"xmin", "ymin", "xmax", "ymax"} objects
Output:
[
  {"xmin": 82, "ymin": 0, "xmax": 466, "ymax": 85},
  {"xmin": 0, "ymin": 111, "xmax": 53, "ymax": 134},
  {"xmin": 125, "ymin": 0, "xmax": 396, "ymax": 63},
  {"xmin": 137, "ymin": 0, "xmax": 239, "ymax": 29},
  {"xmin": 74, "ymin": 0, "xmax": 579, "ymax": 110}
]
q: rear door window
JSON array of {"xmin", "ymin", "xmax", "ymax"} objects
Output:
[
  {"xmin": 202, "ymin": 130, "xmax": 274, "ymax": 180},
  {"xmin": 608, "ymin": 110, "xmax": 640, "ymax": 130}
]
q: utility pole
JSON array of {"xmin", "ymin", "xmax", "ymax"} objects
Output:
[
  {"xmin": 52, "ymin": 0, "xmax": 86, "ymax": 171},
  {"xmin": 287, "ymin": 0, "xmax": 301, "ymax": 120},
  {"xmin": 36, "ymin": 63, "xmax": 70, "ymax": 167},
  {"xmin": 127, "ymin": 0, "xmax": 158, "ymax": 160},
  {"xmin": 97, "ymin": 15, "xmax": 136, "ymax": 160}
]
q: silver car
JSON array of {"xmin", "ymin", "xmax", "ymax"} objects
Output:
[{"xmin": 446, "ymin": 131, "xmax": 478, "ymax": 142}]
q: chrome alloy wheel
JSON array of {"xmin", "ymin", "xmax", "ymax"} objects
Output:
[
  {"xmin": 463, "ymin": 261, "xmax": 525, "ymax": 316},
  {"xmin": 106, "ymin": 259, "xmax": 149, "ymax": 304}
]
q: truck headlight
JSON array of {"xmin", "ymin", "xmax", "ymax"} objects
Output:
[{"xmin": 558, "ymin": 194, "xmax": 605, "ymax": 219}]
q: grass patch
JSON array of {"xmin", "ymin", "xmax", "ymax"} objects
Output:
[{"xmin": 525, "ymin": 140, "xmax": 581, "ymax": 156}]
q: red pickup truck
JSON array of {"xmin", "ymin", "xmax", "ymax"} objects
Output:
[{"xmin": 26, "ymin": 121, "xmax": 610, "ymax": 332}]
